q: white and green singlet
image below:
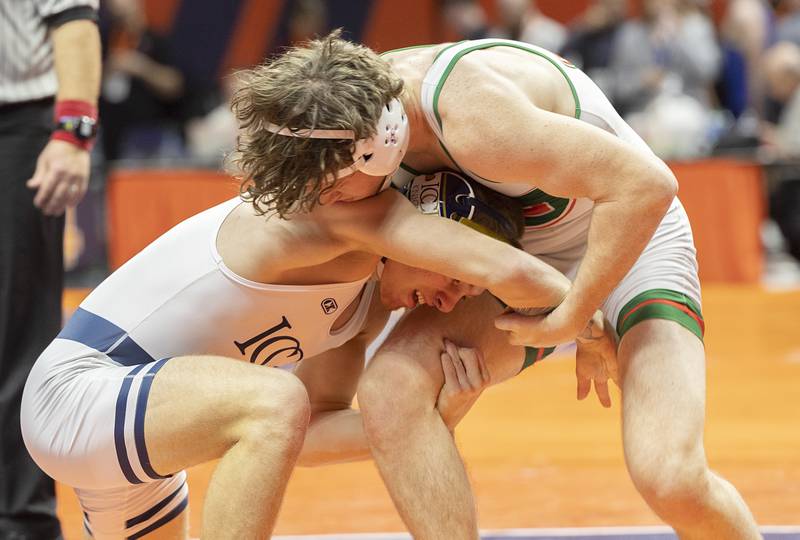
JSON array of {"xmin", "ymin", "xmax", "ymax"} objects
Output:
[{"xmin": 389, "ymin": 39, "xmax": 704, "ymax": 347}]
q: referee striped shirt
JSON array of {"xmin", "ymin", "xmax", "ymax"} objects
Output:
[{"xmin": 0, "ymin": 0, "xmax": 98, "ymax": 105}]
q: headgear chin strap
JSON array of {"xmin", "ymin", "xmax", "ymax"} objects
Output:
[{"xmin": 265, "ymin": 98, "xmax": 409, "ymax": 183}]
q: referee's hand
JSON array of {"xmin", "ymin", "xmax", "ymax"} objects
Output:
[{"xmin": 26, "ymin": 139, "xmax": 90, "ymax": 216}]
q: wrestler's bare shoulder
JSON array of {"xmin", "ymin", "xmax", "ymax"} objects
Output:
[
  {"xmin": 216, "ymin": 201, "xmax": 378, "ymax": 286},
  {"xmin": 382, "ymin": 43, "xmax": 569, "ymax": 115},
  {"xmin": 381, "ymin": 44, "xmax": 444, "ymax": 79},
  {"xmin": 438, "ymin": 47, "xmax": 574, "ymax": 117}
]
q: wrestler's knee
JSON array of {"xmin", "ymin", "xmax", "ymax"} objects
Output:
[
  {"xmin": 236, "ymin": 369, "xmax": 310, "ymax": 449},
  {"xmin": 359, "ymin": 349, "xmax": 440, "ymax": 444},
  {"xmin": 625, "ymin": 441, "xmax": 713, "ymax": 521}
]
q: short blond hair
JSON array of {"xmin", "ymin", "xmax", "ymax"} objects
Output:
[{"xmin": 230, "ymin": 30, "xmax": 404, "ymax": 217}]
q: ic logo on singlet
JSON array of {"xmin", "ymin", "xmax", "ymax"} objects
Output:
[
  {"xmin": 234, "ymin": 316, "xmax": 304, "ymax": 366},
  {"xmin": 408, "ymin": 174, "xmax": 441, "ymax": 215},
  {"xmin": 321, "ymin": 298, "xmax": 338, "ymax": 314}
]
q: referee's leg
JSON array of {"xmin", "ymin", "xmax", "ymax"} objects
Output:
[{"xmin": 0, "ymin": 101, "xmax": 64, "ymax": 540}]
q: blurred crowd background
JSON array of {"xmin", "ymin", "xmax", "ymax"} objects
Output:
[{"xmin": 66, "ymin": 0, "xmax": 800, "ymax": 288}]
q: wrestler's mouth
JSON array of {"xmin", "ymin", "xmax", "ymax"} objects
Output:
[
  {"xmin": 416, "ymin": 290, "xmax": 427, "ymax": 306},
  {"xmin": 406, "ymin": 289, "xmax": 428, "ymax": 309}
]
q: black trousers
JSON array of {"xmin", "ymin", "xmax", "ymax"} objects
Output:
[{"xmin": 0, "ymin": 99, "xmax": 63, "ymax": 540}]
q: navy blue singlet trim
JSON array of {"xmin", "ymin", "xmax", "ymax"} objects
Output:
[
  {"xmin": 115, "ymin": 364, "xmax": 147, "ymax": 484},
  {"xmin": 126, "ymin": 480, "xmax": 185, "ymax": 529},
  {"xmin": 127, "ymin": 493, "xmax": 188, "ymax": 539},
  {"xmin": 134, "ymin": 359, "xmax": 172, "ymax": 481},
  {"xmin": 58, "ymin": 308, "xmax": 155, "ymax": 366}
]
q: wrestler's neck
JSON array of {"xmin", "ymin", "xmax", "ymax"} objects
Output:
[
  {"xmin": 399, "ymin": 86, "xmax": 455, "ymax": 172},
  {"xmin": 217, "ymin": 203, "xmax": 378, "ymax": 287}
]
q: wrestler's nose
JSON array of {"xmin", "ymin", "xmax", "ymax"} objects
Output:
[
  {"xmin": 434, "ymin": 289, "xmax": 459, "ymax": 313},
  {"xmin": 434, "ymin": 281, "xmax": 482, "ymax": 313}
]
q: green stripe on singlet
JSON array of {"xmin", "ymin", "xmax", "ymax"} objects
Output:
[
  {"xmin": 380, "ymin": 44, "xmax": 438, "ymax": 56},
  {"xmin": 616, "ymin": 289, "xmax": 705, "ymax": 341},
  {"xmin": 428, "ymin": 41, "xmax": 580, "ymax": 213},
  {"xmin": 430, "ymin": 41, "xmax": 582, "ymax": 134},
  {"xmin": 522, "ymin": 346, "xmax": 557, "ymax": 371},
  {"xmin": 493, "ymin": 296, "xmax": 558, "ymax": 372}
]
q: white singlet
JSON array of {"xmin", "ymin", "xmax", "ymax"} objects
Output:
[
  {"xmin": 392, "ymin": 39, "xmax": 702, "ymax": 334},
  {"xmin": 21, "ymin": 197, "xmax": 374, "ymax": 538}
]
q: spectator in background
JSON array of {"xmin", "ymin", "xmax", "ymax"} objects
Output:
[
  {"xmin": 776, "ymin": 0, "xmax": 800, "ymax": 44},
  {"xmin": 561, "ymin": 0, "xmax": 629, "ymax": 96},
  {"xmin": 719, "ymin": 0, "xmax": 777, "ymax": 117},
  {"xmin": 609, "ymin": 0, "xmax": 721, "ymax": 158},
  {"xmin": 288, "ymin": 0, "xmax": 327, "ymax": 43},
  {"xmin": 611, "ymin": 0, "xmax": 720, "ymax": 114},
  {"xmin": 762, "ymin": 41, "xmax": 800, "ymax": 153},
  {"xmin": 272, "ymin": 0, "xmax": 330, "ymax": 50},
  {"xmin": 761, "ymin": 41, "xmax": 800, "ymax": 265},
  {"xmin": 489, "ymin": 0, "xmax": 567, "ymax": 53},
  {"xmin": 442, "ymin": 0, "xmax": 490, "ymax": 41},
  {"xmin": 186, "ymin": 0, "xmax": 330, "ymax": 167},
  {"xmin": 99, "ymin": 0, "xmax": 216, "ymax": 161},
  {"xmin": 186, "ymin": 76, "xmax": 238, "ymax": 165}
]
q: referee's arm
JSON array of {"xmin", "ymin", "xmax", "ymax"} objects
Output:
[
  {"xmin": 28, "ymin": 6, "xmax": 101, "ymax": 216},
  {"xmin": 51, "ymin": 16, "xmax": 101, "ymax": 105}
]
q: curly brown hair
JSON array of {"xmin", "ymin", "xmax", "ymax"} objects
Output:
[{"xmin": 230, "ymin": 29, "xmax": 404, "ymax": 217}]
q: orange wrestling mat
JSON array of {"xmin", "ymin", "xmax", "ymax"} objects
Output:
[{"xmin": 55, "ymin": 285, "xmax": 800, "ymax": 537}]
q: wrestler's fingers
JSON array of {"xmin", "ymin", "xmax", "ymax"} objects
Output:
[
  {"xmin": 477, "ymin": 350, "xmax": 490, "ymax": 384},
  {"xmin": 444, "ymin": 340, "xmax": 469, "ymax": 388},
  {"xmin": 441, "ymin": 351, "xmax": 458, "ymax": 387},
  {"xmin": 577, "ymin": 375, "xmax": 591, "ymax": 401},
  {"xmin": 594, "ymin": 379, "xmax": 612, "ymax": 408},
  {"xmin": 457, "ymin": 346, "xmax": 484, "ymax": 391}
]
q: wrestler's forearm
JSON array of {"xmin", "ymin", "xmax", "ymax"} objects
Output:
[
  {"xmin": 297, "ymin": 409, "xmax": 370, "ymax": 467},
  {"xmin": 342, "ymin": 192, "xmax": 571, "ymax": 308},
  {"xmin": 560, "ymin": 193, "xmax": 674, "ymax": 326},
  {"xmin": 489, "ymin": 247, "xmax": 571, "ymax": 311}
]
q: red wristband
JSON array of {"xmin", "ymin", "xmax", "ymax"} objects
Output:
[
  {"xmin": 54, "ymin": 99, "xmax": 97, "ymax": 120},
  {"xmin": 52, "ymin": 100, "xmax": 98, "ymax": 151}
]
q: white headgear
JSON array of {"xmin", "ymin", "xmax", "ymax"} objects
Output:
[{"xmin": 265, "ymin": 98, "xmax": 409, "ymax": 183}]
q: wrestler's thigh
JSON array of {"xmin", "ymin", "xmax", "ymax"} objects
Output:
[
  {"xmin": 144, "ymin": 355, "xmax": 307, "ymax": 476},
  {"xmin": 370, "ymin": 292, "xmax": 526, "ymax": 394},
  {"xmin": 618, "ymin": 319, "xmax": 707, "ymax": 465}
]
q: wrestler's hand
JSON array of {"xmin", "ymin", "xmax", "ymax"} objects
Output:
[
  {"xmin": 494, "ymin": 302, "xmax": 585, "ymax": 348},
  {"xmin": 436, "ymin": 339, "xmax": 490, "ymax": 431},
  {"xmin": 26, "ymin": 139, "xmax": 90, "ymax": 216},
  {"xmin": 575, "ymin": 310, "xmax": 619, "ymax": 408}
]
